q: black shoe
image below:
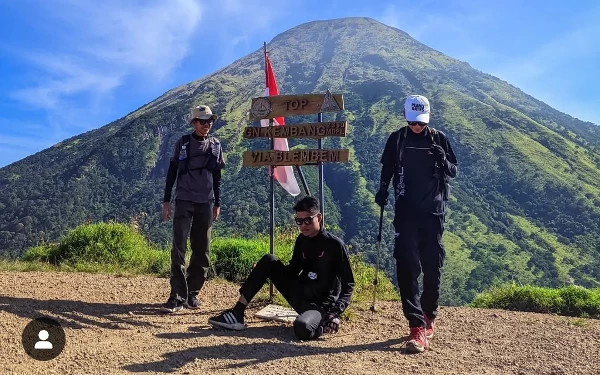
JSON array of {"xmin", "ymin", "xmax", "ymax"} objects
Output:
[
  {"xmin": 160, "ymin": 297, "xmax": 184, "ymax": 313},
  {"xmin": 208, "ymin": 309, "xmax": 246, "ymax": 331},
  {"xmin": 186, "ymin": 295, "xmax": 201, "ymax": 309}
]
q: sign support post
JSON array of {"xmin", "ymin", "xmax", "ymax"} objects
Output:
[{"xmin": 246, "ymin": 90, "xmax": 348, "ymax": 300}]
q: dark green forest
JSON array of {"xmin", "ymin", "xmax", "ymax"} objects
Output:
[{"xmin": 1, "ymin": 17, "xmax": 599, "ymax": 306}]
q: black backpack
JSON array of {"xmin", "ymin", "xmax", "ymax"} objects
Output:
[{"xmin": 178, "ymin": 133, "xmax": 223, "ymax": 175}]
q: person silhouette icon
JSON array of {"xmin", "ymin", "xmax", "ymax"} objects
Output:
[{"xmin": 34, "ymin": 330, "xmax": 53, "ymax": 350}]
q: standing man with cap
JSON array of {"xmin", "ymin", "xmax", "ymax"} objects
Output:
[
  {"xmin": 161, "ymin": 105, "xmax": 226, "ymax": 313},
  {"xmin": 375, "ymin": 94, "xmax": 458, "ymax": 353}
]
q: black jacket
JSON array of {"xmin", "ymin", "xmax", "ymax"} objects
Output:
[
  {"xmin": 380, "ymin": 126, "xmax": 458, "ymax": 216},
  {"xmin": 286, "ymin": 228, "xmax": 355, "ymax": 315}
]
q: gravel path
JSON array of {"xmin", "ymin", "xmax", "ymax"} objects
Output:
[{"xmin": 1, "ymin": 271, "xmax": 599, "ymax": 374}]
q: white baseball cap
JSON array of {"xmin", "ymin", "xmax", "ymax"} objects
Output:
[{"xmin": 404, "ymin": 95, "xmax": 430, "ymax": 123}]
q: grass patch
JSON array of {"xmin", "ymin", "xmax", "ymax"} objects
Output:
[
  {"xmin": 471, "ymin": 284, "xmax": 600, "ymax": 319},
  {"xmin": 348, "ymin": 253, "xmax": 399, "ymax": 305},
  {"xmin": 6, "ymin": 221, "xmax": 400, "ymax": 314},
  {"xmin": 209, "ymin": 236, "xmax": 295, "ymax": 282},
  {"xmin": 0, "ymin": 259, "xmax": 57, "ymax": 272},
  {"xmin": 21, "ymin": 222, "xmax": 169, "ymax": 276},
  {"xmin": 565, "ymin": 318, "xmax": 588, "ymax": 328}
]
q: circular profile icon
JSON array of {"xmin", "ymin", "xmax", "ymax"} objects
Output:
[{"xmin": 22, "ymin": 317, "xmax": 66, "ymax": 361}]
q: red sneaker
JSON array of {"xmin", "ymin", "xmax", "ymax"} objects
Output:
[
  {"xmin": 424, "ymin": 315, "xmax": 435, "ymax": 338},
  {"xmin": 406, "ymin": 327, "xmax": 429, "ymax": 353}
]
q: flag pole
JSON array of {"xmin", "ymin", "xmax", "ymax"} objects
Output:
[
  {"xmin": 318, "ymin": 111, "xmax": 324, "ymax": 226},
  {"xmin": 265, "ymin": 42, "xmax": 275, "ymax": 302},
  {"xmin": 295, "ymin": 166, "xmax": 311, "ymax": 196}
]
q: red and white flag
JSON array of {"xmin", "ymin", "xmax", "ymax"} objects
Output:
[{"xmin": 261, "ymin": 50, "xmax": 301, "ymax": 196}]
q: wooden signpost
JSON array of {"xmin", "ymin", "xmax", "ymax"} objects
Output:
[
  {"xmin": 247, "ymin": 43, "xmax": 350, "ymax": 302},
  {"xmin": 248, "ymin": 93, "xmax": 345, "ymax": 120},
  {"xmin": 243, "ymin": 90, "xmax": 349, "ymax": 168},
  {"xmin": 243, "ymin": 121, "xmax": 347, "ymax": 139},
  {"xmin": 243, "ymin": 148, "xmax": 349, "ymax": 167}
]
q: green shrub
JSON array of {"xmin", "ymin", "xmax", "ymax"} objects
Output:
[
  {"xmin": 21, "ymin": 222, "xmax": 167, "ymax": 275},
  {"xmin": 348, "ymin": 253, "xmax": 399, "ymax": 305},
  {"xmin": 471, "ymin": 284, "xmax": 600, "ymax": 318},
  {"xmin": 210, "ymin": 236, "xmax": 294, "ymax": 282},
  {"xmin": 15, "ymin": 221, "xmax": 400, "ymax": 306},
  {"xmin": 21, "ymin": 244, "xmax": 59, "ymax": 263}
]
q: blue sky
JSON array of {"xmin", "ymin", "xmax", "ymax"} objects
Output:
[{"xmin": 0, "ymin": 0, "xmax": 599, "ymax": 167}]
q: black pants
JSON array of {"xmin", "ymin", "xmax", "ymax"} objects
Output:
[
  {"xmin": 239, "ymin": 254, "xmax": 326, "ymax": 340},
  {"xmin": 170, "ymin": 199, "xmax": 213, "ymax": 302},
  {"xmin": 394, "ymin": 213, "xmax": 446, "ymax": 328}
]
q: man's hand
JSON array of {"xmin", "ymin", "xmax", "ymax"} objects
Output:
[
  {"xmin": 322, "ymin": 313, "xmax": 341, "ymax": 334},
  {"xmin": 162, "ymin": 202, "xmax": 171, "ymax": 221},
  {"xmin": 432, "ymin": 144, "xmax": 446, "ymax": 163},
  {"xmin": 213, "ymin": 206, "xmax": 221, "ymax": 221},
  {"xmin": 375, "ymin": 187, "xmax": 388, "ymax": 208}
]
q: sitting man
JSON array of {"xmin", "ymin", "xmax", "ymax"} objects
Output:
[{"xmin": 208, "ymin": 196, "xmax": 355, "ymax": 340}]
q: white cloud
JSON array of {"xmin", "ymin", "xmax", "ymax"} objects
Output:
[
  {"xmin": 11, "ymin": 55, "xmax": 122, "ymax": 111},
  {"xmin": 375, "ymin": 1, "xmax": 600, "ymax": 125},
  {"xmin": 196, "ymin": 0, "xmax": 293, "ymax": 67},
  {"xmin": 6, "ymin": 0, "xmax": 288, "ymax": 118},
  {"xmin": 379, "ymin": 4, "xmax": 400, "ymax": 29},
  {"xmin": 491, "ymin": 21, "xmax": 600, "ymax": 82},
  {"xmin": 0, "ymin": 0, "xmax": 292, "ymax": 167},
  {"xmin": 375, "ymin": 0, "xmax": 497, "ymax": 69},
  {"xmin": 0, "ymin": 118, "xmax": 59, "ymax": 167},
  {"xmin": 10, "ymin": 0, "xmax": 203, "ymax": 112}
]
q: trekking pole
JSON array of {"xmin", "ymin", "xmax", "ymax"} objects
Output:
[{"xmin": 370, "ymin": 205, "xmax": 385, "ymax": 312}]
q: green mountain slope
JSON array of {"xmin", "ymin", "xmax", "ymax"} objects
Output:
[{"xmin": 1, "ymin": 17, "xmax": 599, "ymax": 305}]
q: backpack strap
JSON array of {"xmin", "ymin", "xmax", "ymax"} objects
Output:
[
  {"xmin": 182, "ymin": 134, "xmax": 191, "ymax": 172},
  {"xmin": 428, "ymin": 127, "xmax": 451, "ymax": 199},
  {"xmin": 428, "ymin": 126, "xmax": 439, "ymax": 145},
  {"xmin": 395, "ymin": 126, "xmax": 408, "ymax": 168}
]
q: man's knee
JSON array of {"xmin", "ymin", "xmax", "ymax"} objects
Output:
[
  {"xmin": 293, "ymin": 309, "xmax": 324, "ymax": 341},
  {"xmin": 260, "ymin": 254, "xmax": 277, "ymax": 262},
  {"xmin": 254, "ymin": 254, "xmax": 278, "ymax": 269},
  {"xmin": 293, "ymin": 318, "xmax": 321, "ymax": 341}
]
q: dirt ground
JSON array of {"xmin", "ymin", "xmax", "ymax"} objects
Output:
[{"xmin": 1, "ymin": 271, "xmax": 599, "ymax": 375}]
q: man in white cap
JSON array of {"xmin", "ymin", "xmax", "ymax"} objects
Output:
[
  {"xmin": 375, "ymin": 94, "xmax": 458, "ymax": 353},
  {"xmin": 161, "ymin": 105, "xmax": 225, "ymax": 313}
]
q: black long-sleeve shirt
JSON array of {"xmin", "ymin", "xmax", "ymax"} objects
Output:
[
  {"xmin": 380, "ymin": 126, "xmax": 457, "ymax": 216},
  {"xmin": 286, "ymin": 228, "xmax": 355, "ymax": 315}
]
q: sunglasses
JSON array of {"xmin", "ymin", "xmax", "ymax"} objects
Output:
[
  {"xmin": 407, "ymin": 121, "xmax": 427, "ymax": 127},
  {"xmin": 193, "ymin": 119, "xmax": 213, "ymax": 125},
  {"xmin": 294, "ymin": 213, "xmax": 318, "ymax": 226}
]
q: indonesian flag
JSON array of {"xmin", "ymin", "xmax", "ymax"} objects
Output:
[{"xmin": 261, "ymin": 52, "xmax": 301, "ymax": 196}]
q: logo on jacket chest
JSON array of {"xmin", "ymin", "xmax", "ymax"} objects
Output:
[{"xmin": 308, "ymin": 271, "xmax": 318, "ymax": 280}]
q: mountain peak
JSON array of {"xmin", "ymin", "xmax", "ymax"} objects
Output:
[{"xmin": 1, "ymin": 16, "xmax": 599, "ymax": 304}]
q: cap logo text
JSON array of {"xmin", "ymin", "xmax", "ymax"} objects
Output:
[{"xmin": 411, "ymin": 103, "xmax": 425, "ymax": 112}]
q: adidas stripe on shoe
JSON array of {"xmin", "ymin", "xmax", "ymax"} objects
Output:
[{"xmin": 208, "ymin": 310, "xmax": 246, "ymax": 331}]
